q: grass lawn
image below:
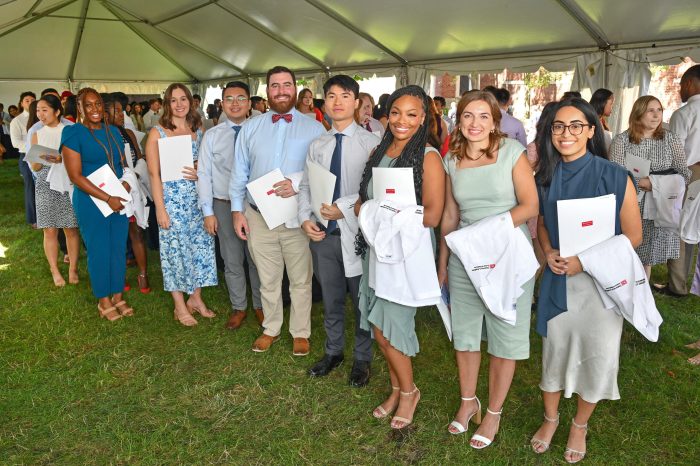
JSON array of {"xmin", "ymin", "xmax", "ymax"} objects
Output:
[{"xmin": 0, "ymin": 158, "xmax": 699, "ymax": 465}]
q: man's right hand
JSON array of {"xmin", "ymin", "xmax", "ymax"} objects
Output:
[
  {"xmin": 302, "ymin": 220, "xmax": 326, "ymax": 242},
  {"xmin": 233, "ymin": 211, "xmax": 249, "ymax": 240}
]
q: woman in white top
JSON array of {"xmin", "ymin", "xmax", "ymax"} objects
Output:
[{"xmin": 29, "ymin": 94, "xmax": 80, "ymax": 286}]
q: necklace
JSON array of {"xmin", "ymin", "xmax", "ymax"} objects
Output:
[
  {"xmin": 465, "ymin": 150, "xmax": 486, "ymax": 161},
  {"xmin": 87, "ymin": 123, "xmax": 118, "ymax": 175}
]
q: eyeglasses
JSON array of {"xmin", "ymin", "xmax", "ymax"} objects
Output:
[
  {"xmin": 224, "ymin": 96, "xmax": 249, "ymax": 104},
  {"xmin": 551, "ymin": 123, "xmax": 591, "ymax": 135}
]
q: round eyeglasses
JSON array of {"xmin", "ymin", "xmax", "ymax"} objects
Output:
[{"xmin": 551, "ymin": 123, "xmax": 591, "ymax": 135}]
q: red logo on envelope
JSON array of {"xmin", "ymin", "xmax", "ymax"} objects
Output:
[
  {"xmin": 620, "ymin": 279, "xmax": 628, "ymax": 286},
  {"xmin": 98, "ymin": 183, "xmax": 106, "ymax": 188},
  {"xmin": 489, "ymin": 264, "xmax": 496, "ymax": 269},
  {"xmin": 386, "ymin": 188, "xmax": 395, "ymax": 194},
  {"xmin": 266, "ymin": 189, "xmax": 275, "ymax": 195},
  {"xmin": 581, "ymin": 220, "xmax": 593, "ymax": 227},
  {"xmin": 633, "ymin": 168, "xmax": 640, "ymax": 173}
]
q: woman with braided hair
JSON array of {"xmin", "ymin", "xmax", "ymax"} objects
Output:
[
  {"xmin": 60, "ymin": 88, "xmax": 132, "ymax": 321},
  {"xmin": 354, "ymin": 85, "xmax": 445, "ymax": 430}
]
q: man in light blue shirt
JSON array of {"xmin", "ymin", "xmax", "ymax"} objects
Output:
[
  {"xmin": 491, "ymin": 88, "xmax": 528, "ymax": 147},
  {"xmin": 229, "ymin": 66, "xmax": 325, "ymax": 355},
  {"xmin": 197, "ymin": 81, "xmax": 262, "ymax": 331}
]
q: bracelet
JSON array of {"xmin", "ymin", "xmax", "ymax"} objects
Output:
[{"xmin": 106, "ymin": 195, "xmax": 111, "ymax": 203}]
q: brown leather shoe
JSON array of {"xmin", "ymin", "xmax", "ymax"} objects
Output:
[
  {"xmin": 225, "ymin": 310, "xmax": 246, "ymax": 330},
  {"xmin": 252, "ymin": 333, "xmax": 280, "ymax": 353},
  {"xmin": 292, "ymin": 337, "xmax": 310, "ymax": 356},
  {"xmin": 255, "ymin": 308, "xmax": 264, "ymax": 327}
]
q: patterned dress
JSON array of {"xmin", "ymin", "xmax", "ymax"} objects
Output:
[
  {"xmin": 155, "ymin": 126, "xmax": 217, "ymax": 293},
  {"xmin": 609, "ymin": 130, "xmax": 691, "ymax": 265},
  {"xmin": 35, "ymin": 123, "xmax": 78, "ymax": 229}
]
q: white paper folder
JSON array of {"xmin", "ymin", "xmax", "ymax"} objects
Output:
[
  {"xmin": 625, "ymin": 154, "xmax": 651, "ymax": 178},
  {"xmin": 307, "ymin": 160, "xmax": 336, "ymax": 228},
  {"xmin": 372, "ymin": 167, "xmax": 417, "ymax": 207},
  {"xmin": 557, "ymin": 194, "xmax": 616, "ymax": 257},
  {"xmin": 157, "ymin": 135, "xmax": 194, "ymax": 182},
  {"xmin": 86, "ymin": 164, "xmax": 131, "ymax": 217},
  {"xmin": 246, "ymin": 169, "xmax": 298, "ymax": 229}
]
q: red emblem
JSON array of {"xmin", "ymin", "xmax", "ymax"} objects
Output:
[{"xmin": 581, "ymin": 220, "xmax": 593, "ymax": 227}]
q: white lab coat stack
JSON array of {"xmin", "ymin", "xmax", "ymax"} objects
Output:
[
  {"xmin": 578, "ymin": 234, "xmax": 663, "ymax": 342},
  {"xmin": 680, "ymin": 179, "xmax": 700, "ymax": 244},
  {"xmin": 120, "ymin": 168, "xmax": 150, "ymax": 229},
  {"xmin": 643, "ymin": 174, "xmax": 685, "ymax": 231},
  {"xmin": 359, "ymin": 199, "xmax": 440, "ymax": 307},
  {"xmin": 445, "ymin": 212, "xmax": 538, "ymax": 326}
]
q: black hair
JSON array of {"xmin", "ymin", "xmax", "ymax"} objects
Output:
[
  {"xmin": 433, "ymin": 96, "xmax": 446, "ymax": 106},
  {"xmin": 535, "ymin": 98, "xmax": 608, "ymax": 187},
  {"xmin": 493, "ymin": 88, "xmax": 510, "ymax": 106},
  {"xmin": 589, "ymin": 88, "xmax": 613, "ymax": 117},
  {"xmin": 193, "ymin": 94, "xmax": 202, "ymax": 100},
  {"xmin": 110, "ymin": 91, "xmax": 129, "ymax": 109},
  {"xmin": 682, "ymin": 64, "xmax": 700, "ymax": 81},
  {"xmin": 266, "ymin": 65, "xmax": 296, "ymax": 86},
  {"xmin": 250, "ymin": 96, "xmax": 263, "ymax": 105},
  {"xmin": 561, "ymin": 91, "xmax": 582, "ymax": 101},
  {"xmin": 19, "ymin": 91, "xmax": 36, "ymax": 105},
  {"xmin": 223, "ymin": 81, "xmax": 250, "ymax": 97},
  {"xmin": 26, "ymin": 101, "xmax": 39, "ymax": 130},
  {"xmin": 38, "ymin": 94, "xmax": 63, "ymax": 118},
  {"xmin": 372, "ymin": 93, "xmax": 390, "ymax": 120},
  {"xmin": 64, "ymin": 95, "xmax": 77, "ymax": 120},
  {"xmin": 40, "ymin": 88, "xmax": 58, "ymax": 96},
  {"xmin": 323, "ymin": 74, "xmax": 359, "ymax": 99},
  {"xmin": 482, "ymin": 85, "xmax": 498, "ymax": 93}
]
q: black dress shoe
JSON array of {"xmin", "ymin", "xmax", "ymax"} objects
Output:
[
  {"xmin": 652, "ymin": 284, "xmax": 687, "ymax": 298},
  {"xmin": 348, "ymin": 360, "xmax": 371, "ymax": 387},
  {"xmin": 308, "ymin": 354, "xmax": 344, "ymax": 377}
]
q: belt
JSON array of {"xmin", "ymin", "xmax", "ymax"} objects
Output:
[{"xmin": 213, "ymin": 197, "xmax": 230, "ymax": 203}]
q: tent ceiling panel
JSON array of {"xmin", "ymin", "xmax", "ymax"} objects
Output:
[
  {"xmin": 573, "ymin": 0, "xmax": 700, "ymax": 45},
  {"xmin": 0, "ymin": 16, "xmax": 77, "ymax": 79},
  {"xmin": 317, "ymin": 0, "xmax": 599, "ymax": 62},
  {"xmin": 216, "ymin": 0, "xmax": 394, "ymax": 69},
  {"xmin": 72, "ymin": 9, "xmax": 190, "ymax": 81},
  {"xmin": 157, "ymin": 4, "xmax": 319, "ymax": 75},
  {"xmin": 106, "ymin": 0, "xmax": 203, "ymax": 23}
]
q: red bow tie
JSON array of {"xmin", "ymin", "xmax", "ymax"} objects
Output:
[{"xmin": 272, "ymin": 113, "xmax": 293, "ymax": 123}]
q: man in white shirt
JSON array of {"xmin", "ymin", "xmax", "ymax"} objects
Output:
[
  {"xmin": 299, "ymin": 75, "xmax": 380, "ymax": 386},
  {"xmin": 197, "ymin": 81, "xmax": 262, "ymax": 331},
  {"xmin": 143, "ymin": 98, "xmax": 161, "ymax": 131},
  {"xmin": 658, "ymin": 65, "xmax": 700, "ymax": 301},
  {"xmin": 229, "ymin": 66, "xmax": 325, "ymax": 356},
  {"xmin": 9, "ymin": 91, "xmax": 37, "ymax": 226}
]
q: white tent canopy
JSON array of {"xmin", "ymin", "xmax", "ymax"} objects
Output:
[{"xmin": 1, "ymin": 0, "xmax": 699, "ymax": 104}]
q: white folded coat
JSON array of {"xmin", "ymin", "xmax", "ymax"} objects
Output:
[
  {"xmin": 359, "ymin": 199, "xmax": 440, "ymax": 307},
  {"xmin": 445, "ymin": 212, "xmax": 538, "ymax": 326},
  {"xmin": 643, "ymin": 174, "xmax": 685, "ymax": 231},
  {"xmin": 335, "ymin": 193, "xmax": 362, "ymax": 278},
  {"xmin": 578, "ymin": 234, "xmax": 663, "ymax": 342},
  {"xmin": 680, "ymin": 179, "xmax": 700, "ymax": 244},
  {"xmin": 120, "ymin": 168, "xmax": 150, "ymax": 229}
]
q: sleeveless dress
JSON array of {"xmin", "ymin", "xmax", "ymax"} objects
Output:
[
  {"xmin": 35, "ymin": 123, "xmax": 78, "ymax": 229},
  {"xmin": 357, "ymin": 148, "xmax": 434, "ymax": 357},
  {"xmin": 155, "ymin": 126, "xmax": 217, "ymax": 294},
  {"xmin": 445, "ymin": 138, "xmax": 534, "ymax": 360}
]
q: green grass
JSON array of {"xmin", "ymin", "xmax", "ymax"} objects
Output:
[{"xmin": 0, "ymin": 158, "xmax": 699, "ymax": 465}]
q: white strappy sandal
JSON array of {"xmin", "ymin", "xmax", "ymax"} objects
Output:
[
  {"xmin": 470, "ymin": 407, "xmax": 502, "ymax": 449},
  {"xmin": 564, "ymin": 419, "xmax": 588, "ymax": 464},
  {"xmin": 448, "ymin": 395, "xmax": 481, "ymax": 435},
  {"xmin": 530, "ymin": 412, "xmax": 560, "ymax": 453}
]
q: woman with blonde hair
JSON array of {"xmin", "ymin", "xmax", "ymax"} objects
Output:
[
  {"xmin": 438, "ymin": 90, "xmax": 538, "ymax": 448},
  {"xmin": 609, "ymin": 95, "xmax": 690, "ymax": 278},
  {"xmin": 146, "ymin": 83, "xmax": 217, "ymax": 326}
]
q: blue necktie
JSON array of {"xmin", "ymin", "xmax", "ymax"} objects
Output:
[
  {"xmin": 232, "ymin": 125, "xmax": 241, "ymax": 139},
  {"xmin": 326, "ymin": 133, "xmax": 344, "ymax": 233}
]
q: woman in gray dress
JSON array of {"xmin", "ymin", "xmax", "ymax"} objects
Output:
[{"xmin": 531, "ymin": 99, "xmax": 642, "ymax": 464}]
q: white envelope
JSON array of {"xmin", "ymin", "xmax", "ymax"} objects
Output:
[
  {"xmin": 372, "ymin": 167, "xmax": 417, "ymax": 206},
  {"xmin": 86, "ymin": 164, "xmax": 132, "ymax": 217},
  {"xmin": 557, "ymin": 194, "xmax": 616, "ymax": 257},
  {"xmin": 157, "ymin": 135, "xmax": 194, "ymax": 182},
  {"xmin": 25, "ymin": 144, "xmax": 60, "ymax": 166},
  {"xmin": 436, "ymin": 284, "xmax": 453, "ymax": 341},
  {"xmin": 246, "ymin": 168, "xmax": 299, "ymax": 229},
  {"xmin": 307, "ymin": 160, "xmax": 336, "ymax": 228},
  {"xmin": 625, "ymin": 154, "xmax": 651, "ymax": 178}
]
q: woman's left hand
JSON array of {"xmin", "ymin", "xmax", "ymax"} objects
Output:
[
  {"xmin": 564, "ymin": 255, "xmax": 583, "ymax": 276},
  {"xmin": 182, "ymin": 166, "xmax": 198, "ymax": 181}
]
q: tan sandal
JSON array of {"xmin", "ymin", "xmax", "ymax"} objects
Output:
[
  {"xmin": 188, "ymin": 304, "xmax": 215, "ymax": 318},
  {"xmin": 564, "ymin": 420, "xmax": 588, "ymax": 464},
  {"xmin": 530, "ymin": 412, "xmax": 560, "ymax": 453},
  {"xmin": 391, "ymin": 385, "xmax": 420, "ymax": 429},
  {"xmin": 98, "ymin": 304, "xmax": 122, "ymax": 321},
  {"xmin": 112, "ymin": 299, "xmax": 134, "ymax": 317},
  {"xmin": 174, "ymin": 308, "xmax": 197, "ymax": 327},
  {"xmin": 373, "ymin": 386, "xmax": 400, "ymax": 419}
]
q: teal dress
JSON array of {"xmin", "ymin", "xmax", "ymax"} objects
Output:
[
  {"xmin": 358, "ymin": 153, "xmax": 426, "ymax": 357},
  {"xmin": 445, "ymin": 138, "xmax": 534, "ymax": 360},
  {"xmin": 60, "ymin": 123, "xmax": 129, "ymax": 298}
]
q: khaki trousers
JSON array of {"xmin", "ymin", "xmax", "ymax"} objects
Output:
[
  {"xmin": 668, "ymin": 163, "xmax": 700, "ymax": 294},
  {"xmin": 246, "ymin": 207, "xmax": 312, "ymax": 338}
]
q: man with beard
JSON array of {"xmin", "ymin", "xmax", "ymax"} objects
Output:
[{"xmin": 229, "ymin": 66, "xmax": 325, "ymax": 355}]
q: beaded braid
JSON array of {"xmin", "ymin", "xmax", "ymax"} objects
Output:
[{"xmin": 355, "ymin": 85, "xmax": 433, "ymax": 257}]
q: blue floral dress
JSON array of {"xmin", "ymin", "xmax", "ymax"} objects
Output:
[{"xmin": 156, "ymin": 126, "xmax": 217, "ymax": 293}]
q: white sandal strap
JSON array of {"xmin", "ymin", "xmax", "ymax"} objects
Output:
[
  {"xmin": 460, "ymin": 395, "xmax": 477, "ymax": 401},
  {"xmin": 486, "ymin": 408, "xmax": 502, "ymax": 416},
  {"xmin": 449, "ymin": 420, "xmax": 467, "ymax": 434},
  {"xmin": 571, "ymin": 420, "xmax": 588, "ymax": 430},
  {"xmin": 391, "ymin": 386, "xmax": 400, "ymax": 390},
  {"xmin": 470, "ymin": 433, "xmax": 492, "ymax": 448},
  {"xmin": 544, "ymin": 412, "xmax": 560, "ymax": 423}
]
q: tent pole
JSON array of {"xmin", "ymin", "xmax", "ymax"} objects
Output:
[
  {"xmin": 0, "ymin": 0, "xmax": 77, "ymax": 39},
  {"xmin": 67, "ymin": 0, "xmax": 90, "ymax": 81}
]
